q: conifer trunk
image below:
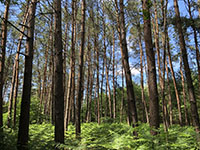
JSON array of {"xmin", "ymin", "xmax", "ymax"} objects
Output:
[
  {"xmin": 142, "ymin": 0, "xmax": 159, "ymax": 135},
  {"xmin": 75, "ymin": 0, "xmax": 86, "ymax": 137},
  {"xmin": 174, "ymin": 0, "xmax": 200, "ymax": 132},
  {"xmin": 54, "ymin": 0, "xmax": 64, "ymax": 143},
  {"xmin": 0, "ymin": 0, "xmax": 10, "ymax": 131},
  {"xmin": 17, "ymin": 0, "xmax": 37, "ymax": 148}
]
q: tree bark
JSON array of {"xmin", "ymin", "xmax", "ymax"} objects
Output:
[
  {"xmin": 17, "ymin": 0, "xmax": 37, "ymax": 148},
  {"xmin": 138, "ymin": 23, "xmax": 149, "ymax": 124},
  {"xmin": 142, "ymin": 0, "xmax": 159, "ymax": 135},
  {"xmin": 180, "ymin": 56, "xmax": 189, "ymax": 125},
  {"xmin": 115, "ymin": 0, "xmax": 138, "ymax": 129},
  {"xmin": 8, "ymin": 0, "xmax": 30, "ymax": 128},
  {"xmin": 54, "ymin": 0, "xmax": 64, "ymax": 143},
  {"xmin": 0, "ymin": 0, "xmax": 10, "ymax": 131},
  {"xmin": 75, "ymin": 0, "xmax": 86, "ymax": 137}
]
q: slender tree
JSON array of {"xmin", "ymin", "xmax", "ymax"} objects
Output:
[
  {"xmin": 75, "ymin": 0, "xmax": 86, "ymax": 137},
  {"xmin": 115, "ymin": 0, "xmax": 138, "ymax": 128},
  {"xmin": 137, "ymin": 23, "xmax": 149, "ymax": 124},
  {"xmin": 8, "ymin": 1, "xmax": 30, "ymax": 128},
  {"xmin": 142, "ymin": 0, "xmax": 159, "ymax": 135},
  {"xmin": 54, "ymin": 0, "xmax": 64, "ymax": 143},
  {"xmin": 17, "ymin": 0, "xmax": 37, "ymax": 148},
  {"xmin": 174, "ymin": 0, "xmax": 200, "ymax": 133},
  {"xmin": 0, "ymin": 0, "xmax": 10, "ymax": 131}
]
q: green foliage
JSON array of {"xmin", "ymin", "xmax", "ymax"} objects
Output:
[{"xmin": 0, "ymin": 122, "xmax": 199, "ymax": 150}]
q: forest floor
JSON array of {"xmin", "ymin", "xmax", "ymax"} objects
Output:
[{"xmin": 0, "ymin": 121, "xmax": 200, "ymax": 150}]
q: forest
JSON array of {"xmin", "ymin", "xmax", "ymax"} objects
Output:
[{"xmin": 0, "ymin": 0, "xmax": 200, "ymax": 149}]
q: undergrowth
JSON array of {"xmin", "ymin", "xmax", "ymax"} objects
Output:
[{"xmin": 0, "ymin": 122, "xmax": 200, "ymax": 150}]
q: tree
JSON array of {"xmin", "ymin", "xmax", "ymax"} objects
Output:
[
  {"xmin": 7, "ymin": 0, "xmax": 30, "ymax": 128},
  {"xmin": 54, "ymin": 0, "xmax": 64, "ymax": 143},
  {"xmin": 115, "ymin": 0, "xmax": 138, "ymax": 128},
  {"xmin": 142, "ymin": 0, "xmax": 159, "ymax": 135},
  {"xmin": 75, "ymin": 0, "xmax": 86, "ymax": 137},
  {"xmin": 0, "ymin": 0, "xmax": 10, "ymax": 132},
  {"xmin": 174, "ymin": 0, "xmax": 200, "ymax": 133},
  {"xmin": 17, "ymin": 0, "xmax": 37, "ymax": 149}
]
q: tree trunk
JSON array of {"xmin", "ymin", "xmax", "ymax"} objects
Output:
[
  {"xmin": 71, "ymin": 0, "xmax": 77, "ymax": 124},
  {"xmin": 112, "ymin": 30, "xmax": 116, "ymax": 119},
  {"xmin": 75, "ymin": 0, "xmax": 86, "ymax": 137},
  {"xmin": 180, "ymin": 56, "xmax": 189, "ymax": 125},
  {"xmin": 186, "ymin": 0, "xmax": 200, "ymax": 93},
  {"xmin": 8, "ymin": 0, "xmax": 30, "ymax": 128},
  {"xmin": 167, "ymin": 33, "xmax": 182, "ymax": 125},
  {"xmin": 142, "ymin": 0, "xmax": 159, "ymax": 135},
  {"xmin": 54, "ymin": 0, "xmax": 64, "ymax": 143},
  {"xmin": 0, "ymin": 0, "xmax": 10, "ymax": 131},
  {"xmin": 115, "ymin": 0, "xmax": 138, "ymax": 129},
  {"xmin": 17, "ymin": 0, "xmax": 37, "ymax": 148},
  {"xmin": 174, "ymin": 0, "xmax": 200, "ymax": 133},
  {"xmin": 105, "ymin": 56, "xmax": 112, "ymax": 118},
  {"xmin": 120, "ymin": 66, "xmax": 124, "ymax": 123},
  {"xmin": 85, "ymin": 30, "xmax": 91, "ymax": 122},
  {"xmin": 138, "ymin": 23, "xmax": 149, "ymax": 124},
  {"xmin": 166, "ymin": 59, "xmax": 173, "ymax": 125}
]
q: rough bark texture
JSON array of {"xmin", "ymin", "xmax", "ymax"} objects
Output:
[
  {"xmin": 174, "ymin": 0, "xmax": 200, "ymax": 132},
  {"xmin": 142, "ymin": 0, "xmax": 160, "ymax": 135},
  {"xmin": 54, "ymin": 0, "xmax": 64, "ymax": 143},
  {"xmin": 17, "ymin": 0, "xmax": 37, "ymax": 149},
  {"xmin": 75, "ymin": 0, "xmax": 86, "ymax": 137}
]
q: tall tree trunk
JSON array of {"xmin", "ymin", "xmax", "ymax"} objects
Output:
[
  {"xmin": 86, "ymin": 69, "xmax": 94, "ymax": 123},
  {"xmin": 186, "ymin": 0, "xmax": 200, "ymax": 93},
  {"xmin": 112, "ymin": 30, "xmax": 116, "ymax": 119},
  {"xmin": 115, "ymin": 0, "xmax": 138, "ymax": 129},
  {"xmin": 105, "ymin": 56, "xmax": 112, "ymax": 118},
  {"xmin": 8, "ymin": 0, "xmax": 30, "ymax": 128},
  {"xmin": 17, "ymin": 0, "xmax": 37, "ymax": 148},
  {"xmin": 54, "ymin": 0, "xmax": 64, "ymax": 143},
  {"xmin": 142, "ymin": 0, "xmax": 159, "ymax": 135},
  {"xmin": 50, "ymin": 14, "xmax": 55, "ymax": 125},
  {"xmin": 180, "ymin": 56, "xmax": 189, "ymax": 125},
  {"xmin": 75, "ymin": 0, "xmax": 86, "ymax": 137},
  {"xmin": 174, "ymin": 0, "xmax": 200, "ymax": 133},
  {"xmin": 0, "ymin": 0, "xmax": 10, "ymax": 131},
  {"xmin": 39, "ymin": 37, "xmax": 49, "ymax": 123},
  {"xmin": 91, "ymin": 7, "xmax": 100, "ymax": 124},
  {"xmin": 138, "ymin": 23, "xmax": 149, "ymax": 124},
  {"xmin": 71, "ymin": 0, "xmax": 77, "ymax": 124},
  {"xmin": 167, "ymin": 33, "xmax": 182, "ymax": 125},
  {"xmin": 153, "ymin": 0, "xmax": 169, "ymax": 130},
  {"xmin": 85, "ymin": 30, "xmax": 91, "ymax": 122},
  {"xmin": 166, "ymin": 59, "xmax": 173, "ymax": 125},
  {"xmin": 120, "ymin": 66, "xmax": 124, "ymax": 123}
]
